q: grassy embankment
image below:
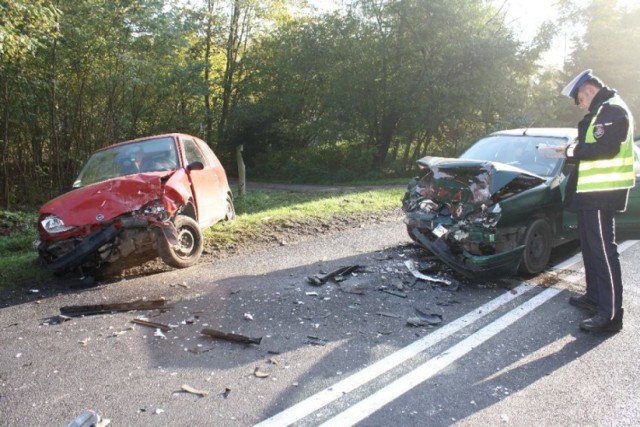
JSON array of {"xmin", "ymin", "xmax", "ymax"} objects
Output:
[{"xmin": 0, "ymin": 184, "xmax": 405, "ymax": 290}]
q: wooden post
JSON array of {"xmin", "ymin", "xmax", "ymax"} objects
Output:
[{"xmin": 236, "ymin": 144, "xmax": 245, "ymax": 197}]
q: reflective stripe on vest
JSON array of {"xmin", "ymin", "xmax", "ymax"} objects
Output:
[{"xmin": 576, "ymin": 95, "xmax": 635, "ymax": 192}]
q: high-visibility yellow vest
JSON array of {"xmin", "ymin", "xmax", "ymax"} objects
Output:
[{"xmin": 577, "ymin": 95, "xmax": 635, "ymax": 192}]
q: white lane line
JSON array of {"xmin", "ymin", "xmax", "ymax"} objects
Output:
[
  {"xmin": 319, "ymin": 287, "xmax": 562, "ymax": 427},
  {"xmin": 254, "ymin": 283, "xmax": 535, "ymax": 427},
  {"xmin": 319, "ymin": 240, "xmax": 639, "ymax": 427},
  {"xmin": 255, "ymin": 240, "xmax": 638, "ymax": 427}
]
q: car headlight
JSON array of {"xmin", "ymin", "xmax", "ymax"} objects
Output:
[{"xmin": 40, "ymin": 215, "xmax": 74, "ymax": 234}]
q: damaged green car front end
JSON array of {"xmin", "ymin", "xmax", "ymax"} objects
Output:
[{"xmin": 402, "ymin": 156, "xmax": 565, "ymax": 281}]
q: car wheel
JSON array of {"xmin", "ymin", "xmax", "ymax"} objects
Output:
[
  {"xmin": 406, "ymin": 225, "xmax": 419, "ymax": 243},
  {"xmin": 158, "ymin": 215, "xmax": 203, "ymax": 269},
  {"xmin": 225, "ymin": 194, "xmax": 236, "ymax": 220},
  {"xmin": 518, "ymin": 218, "xmax": 552, "ymax": 275}
]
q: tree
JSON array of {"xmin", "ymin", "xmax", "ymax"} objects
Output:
[
  {"xmin": 0, "ymin": 0, "xmax": 59, "ymax": 207},
  {"xmin": 564, "ymin": 0, "xmax": 640, "ymax": 122}
]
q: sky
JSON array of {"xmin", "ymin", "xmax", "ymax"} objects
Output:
[
  {"xmin": 495, "ymin": 0, "xmax": 637, "ymax": 68},
  {"xmin": 312, "ymin": 0, "xmax": 638, "ymax": 69}
]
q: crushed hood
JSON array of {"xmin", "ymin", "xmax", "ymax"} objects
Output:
[
  {"xmin": 39, "ymin": 172, "xmax": 189, "ymax": 226},
  {"xmin": 410, "ymin": 156, "xmax": 545, "ymax": 218}
]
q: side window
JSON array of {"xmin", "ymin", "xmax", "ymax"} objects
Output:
[{"xmin": 182, "ymin": 138, "xmax": 209, "ymax": 167}]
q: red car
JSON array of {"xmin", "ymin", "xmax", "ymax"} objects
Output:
[{"xmin": 34, "ymin": 133, "xmax": 235, "ymax": 276}]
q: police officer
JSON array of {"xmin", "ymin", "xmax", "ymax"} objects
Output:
[{"xmin": 560, "ymin": 69, "xmax": 635, "ymax": 333}]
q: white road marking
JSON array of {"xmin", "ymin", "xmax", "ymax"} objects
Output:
[
  {"xmin": 254, "ymin": 282, "xmax": 535, "ymax": 427},
  {"xmin": 319, "ymin": 287, "xmax": 561, "ymax": 427},
  {"xmin": 319, "ymin": 240, "xmax": 638, "ymax": 426},
  {"xmin": 254, "ymin": 240, "xmax": 639, "ymax": 427}
]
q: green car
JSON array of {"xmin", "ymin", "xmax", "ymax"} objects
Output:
[{"xmin": 403, "ymin": 128, "xmax": 640, "ymax": 281}]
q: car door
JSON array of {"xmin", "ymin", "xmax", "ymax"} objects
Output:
[
  {"xmin": 180, "ymin": 137, "xmax": 225, "ymax": 227},
  {"xmin": 562, "ymin": 146, "xmax": 640, "ymax": 240},
  {"xmin": 614, "ymin": 145, "xmax": 640, "ymax": 239}
]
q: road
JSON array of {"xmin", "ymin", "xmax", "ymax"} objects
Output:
[{"xmin": 1, "ymin": 219, "xmax": 639, "ymax": 426}]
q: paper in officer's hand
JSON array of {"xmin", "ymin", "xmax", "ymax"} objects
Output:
[{"xmin": 537, "ymin": 143, "xmax": 567, "ymax": 159}]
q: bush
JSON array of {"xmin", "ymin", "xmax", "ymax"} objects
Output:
[{"xmin": 248, "ymin": 141, "xmax": 378, "ymax": 183}]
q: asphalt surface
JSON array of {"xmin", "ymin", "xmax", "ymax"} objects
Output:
[{"xmin": 1, "ymin": 219, "xmax": 639, "ymax": 426}]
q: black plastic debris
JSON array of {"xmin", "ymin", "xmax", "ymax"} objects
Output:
[
  {"xmin": 406, "ymin": 308, "xmax": 443, "ymax": 327},
  {"xmin": 306, "ymin": 265, "xmax": 361, "ymax": 286},
  {"xmin": 304, "ymin": 335, "xmax": 328, "ymax": 346},
  {"xmin": 60, "ymin": 299, "xmax": 169, "ymax": 317},
  {"xmin": 200, "ymin": 328, "xmax": 262, "ymax": 345}
]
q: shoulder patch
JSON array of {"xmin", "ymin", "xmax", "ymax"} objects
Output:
[{"xmin": 593, "ymin": 123, "xmax": 605, "ymax": 139}]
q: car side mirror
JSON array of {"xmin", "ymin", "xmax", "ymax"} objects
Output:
[{"xmin": 187, "ymin": 161, "xmax": 205, "ymax": 171}]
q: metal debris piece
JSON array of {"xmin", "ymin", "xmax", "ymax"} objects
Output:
[
  {"xmin": 254, "ymin": 367, "xmax": 270, "ymax": 378},
  {"xmin": 406, "ymin": 308, "xmax": 443, "ymax": 327},
  {"xmin": 381, "ymin": 289, "xmax": 407, "ymax": 298},
  {"xmin": 304, "ymin": 335, "xmax": 327, "ymax": 346},
  {"xmin": 180, "ymin": 384, "xmax": 209, "ymax": 397},
  {"xmin": 154, "ymin": 328, "xmax": 167, "ymax": 339},
  {"xmin": 66, "ymin": 409, "xmax": 110, "ymax": 427},
  {"xmin": 244, "ymin": 313, "xmax": 254, "ymax": 321},
  {"xmin": 60, "ymin": 299, "xmax": 169, "ymax": 317},
  {"xmin": 131, "ymin": 318, "xmax": 172, "ymax": 332},
  {"xmin": 41, "ymin": 315, "xmax": 72, "ymax": 326},
  {"xmin": 307, "ymin": 265, "xmax": 360, "ymax": 286},
  {"xmin": 404, "ymin": 260, "xmax": 453, "ymax": 286},
  {"xmin": 376, "ymin": 312, "xmax": 402, "ymax": 319},
  {"xmin": 200, "ymin": 328, "xmax": 262, "ymax": 345}
]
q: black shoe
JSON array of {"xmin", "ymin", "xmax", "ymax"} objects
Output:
[
  {"xmin": 569, "ymin": 295, "xmax": 597, "ymax": 313},
  {"xmin": 580, "ymin": 312, "xmax": 623, "ymax": 333}
]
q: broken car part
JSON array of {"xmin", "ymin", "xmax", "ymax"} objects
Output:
[
  {"xmin": 404, "ymin": 260, "xmax": 453, "ymax": 286},
  {"xmin": 131, "ymin": 318, "xmax": 172, "ymax": 332},
  {"xmin": 200, "ymin": 328, "xmax": 262, "ymax": 345},
  {"xmin": 306, "ymin": 265, "xmax": 361, "ymax": 286},
  {"xmin": 406, "ymin": 308, "xmax": 443, "ymax": 327},
  {"xmin": 60, "ymin": 299, "xmax": 168, "ymax": 317}
]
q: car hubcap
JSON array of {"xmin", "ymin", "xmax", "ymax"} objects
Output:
[{"xmin": 176, "ymin": 229, "xmax": 195, "ymax": 257}]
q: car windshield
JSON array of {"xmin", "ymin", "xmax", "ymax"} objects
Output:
[
  {"xmin": 460, "ymin": 134, "xmax": 568, "ymax": 177},
  {"xmin": 73, "ymin": 137, "xmax": 179, "ymax": 188}
]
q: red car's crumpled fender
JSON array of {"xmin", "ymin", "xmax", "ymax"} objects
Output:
[
  {"xmin": 39, "ymin": 171, "xmax": 194, "ymax": 228},
  {"xmin": 161, "ymin": 168, "xmax": 192, "ymax": 215}
]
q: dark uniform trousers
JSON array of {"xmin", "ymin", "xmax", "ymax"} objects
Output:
[{"xmin": 577, "ymin": 209, "xmax": 623, "ymax": 320}]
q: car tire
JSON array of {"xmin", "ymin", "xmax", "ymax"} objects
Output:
[
  {"xmin": 158, "ymin": 215, "xmax": 203, "ymax": 269},
  {"xmin": 518, "ymin": 218, "xmax": 552, "ymax": 275},
  {"xmin": 225, "ymin": 194, "xmax": 236, "ymax": 220},
  {"xmin": 406, "ymin": 225, "xmax": 419, "ymax": 243}
]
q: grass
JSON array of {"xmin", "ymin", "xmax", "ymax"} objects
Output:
[
  {"xmin": 0, "ymin": 186, "xmax": 405, "ymax": 290},
  {"xmin": 205, "ymin": 187, "xmax": 403, "ymax": 247}
]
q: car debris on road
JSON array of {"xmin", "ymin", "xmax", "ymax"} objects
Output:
[{"xmin": 60, "ymin": 298, "xmax": 169, "ymax": 317}]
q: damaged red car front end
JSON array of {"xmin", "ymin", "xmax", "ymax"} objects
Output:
[{"xmin": 35, "ymin": 133, "xmax": 234, "ymax": 276}]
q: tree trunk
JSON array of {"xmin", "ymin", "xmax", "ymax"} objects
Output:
[
  {"xmin": 204, "ymin": 0, "xmax": 216, "ymax": 147},
  {"xmin": 217, "ymin": 0, "xmax": 241, "ymax": 151},
  {"xmin": 1, "ymin": 67, "xmax": 9, "ymax": 208}
]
